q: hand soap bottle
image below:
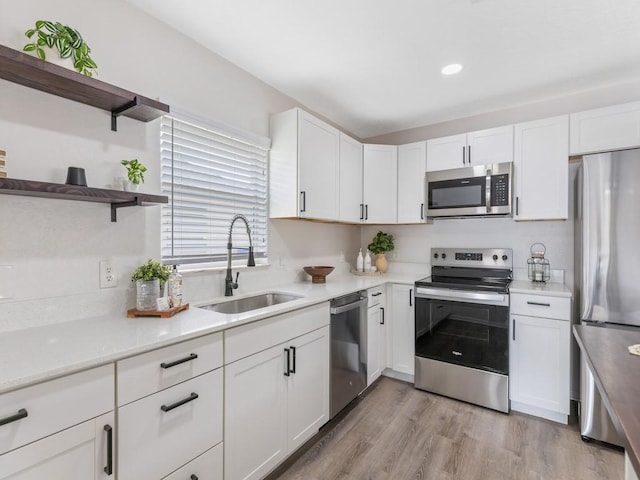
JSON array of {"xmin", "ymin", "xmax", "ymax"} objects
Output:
[
  {"xmin": 356, "ymin": 248, "xmax": 364, "ymax": 272},
  {"xmin": 364, "ymin": 250, "xmax": 372, "ymax": 272},
  {"xmin": 168, "ymin": 265, "xmax": 183, "ymax": 307}
]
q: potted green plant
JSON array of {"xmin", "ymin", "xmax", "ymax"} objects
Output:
[
  {"xmin": 367, "ymin": 231, "xmax": 395, "ymax": 273},
  {"xmin": 131, "ymin": 259, "xmax": 172, "ymax": 311},
  {"xmin": 23, "ymin": 20, "xmax": 97, "ymax": 76},
  {"xmin": 120, "ymin": 159, "xmax": 147, "ymax": 191}
]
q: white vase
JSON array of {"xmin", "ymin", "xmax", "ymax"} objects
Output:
[
  {"xmin": 124, "ymin": 181, "xmax": 139, "ymax": 192},
  {"xmin": 41, "ymin": 46, "xmax": 75, "ymax": 71}
]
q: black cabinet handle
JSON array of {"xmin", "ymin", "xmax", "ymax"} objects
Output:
[
  {"xmin": 191, "ymin": 476, "xmax": 198, "ymax": 480},
  {"xmin": 527, "ymin": 301, "xmax": 551, "ymax": 307},
  {"xmin": 468, "ymin": 145, "xmax": 471, "ymax": 164},
  {"xmin": 284, "ymin": 348, "xmax": 291, "ymax": 376},
  {"xmin": 462, "ymin": 146, "xmax": 465, "ymax": 165},
  {"xmin": 420, "ymin": 203, "xmax": 424, "ymax": 220},
  {"xmin": 372, "ymin": 292, "xmax": 382, "ymax": 297},
  {"xmin": 290, "ymin": 346, "xmax": 296, "ymax": 374},
  {"xmin": 515, "ymin": 196, "xmax": 519, "ymax": 216},
  {"xmin": 380, "ymin": 307, "xmax": 385, "ymax": 324},
  {"xmin": 409, "ymin": 288, "xmax": 413, "ymax": 307},
  {"xmin": 160, "ymin": 353, "xmax": 198, "ymax": 369},
  {"xmin": 0, "ymin": 408, "xmax": 27, "ymax": 427},
  {"xmin": 512, "ymin": 319, "xmax": 516, "ymax": 341},
  {"xmin": 300, "ymin": 191, "xmax": 306, "ymax": 213},
  {"xmin": 160, "ymin": 392, "xmax": 199, "ymax": 412},
  {"xmin": 365, "ymin": 204, "xmax": 368, "ymax": 220},
  {"xmin": 104, "ymin": 425, "xmax": 113, "ymax": 475},
  {"xmin": 359, "ymin": 203, "xmax": 364, "ymax": 220}
]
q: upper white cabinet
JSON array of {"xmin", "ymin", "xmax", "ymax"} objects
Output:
[
  {"xmin": 338, "ymin": 132, "xmax": 364, "ymax": 223},
  {"xmin": 363, "ymin": 144, "xmax": 398, "ymax": 223},
  {"xmin": 570, "ymin": 101, "xmax": 640, "ymax": 155},
  {"xmin": 270, "ymin": 108, "xmax": 340, "ymax": 221},
  {"xmin": 397, "ymin": 141, "xmax": 427, "ymax": 223},
  {"xmin": 426, "ymin": 126, "xmax": 513, "ymax": 172},
  {"xmin": 514, "ymin": 115, "xmax": 569, "ymax": 221}
]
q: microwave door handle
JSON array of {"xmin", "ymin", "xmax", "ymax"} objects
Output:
[{"xmin": 485, "ymin": 168, "xmax": 492, "ymax": 213}]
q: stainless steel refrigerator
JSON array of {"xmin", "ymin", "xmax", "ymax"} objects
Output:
[{"xmin": 575, "ymin": 148, "xmax": 640, "ymax": 446}]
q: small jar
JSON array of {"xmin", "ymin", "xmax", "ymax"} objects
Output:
[{"xmin": 136, "ymin": 278, "xmax": 160, "ymax": 311}]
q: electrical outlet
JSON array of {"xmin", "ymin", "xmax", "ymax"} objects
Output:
[
  {"xmin": 99, "ymin": 260, "xmax": 117, "ymax": 289},
  {"xmin": 392, "ymin": 250, "xmax": 399, "ymax": 260}
]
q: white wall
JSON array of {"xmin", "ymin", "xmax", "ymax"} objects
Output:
[{"xmin": 0, "ymin": 0, "xmax": 358, "ymax": 332}]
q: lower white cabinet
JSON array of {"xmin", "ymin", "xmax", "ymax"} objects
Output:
[
  {"xmin": 509, "ymin": 293, "xmax": 571, "ymax": 424},
  {"xmin": 389, "ymin": 283, "xmax": 415, "ymax": 376},
  {"xmin": 224, "ymin": 321, "xmax": 330, "ymax": 480},
  {"xmin": 367, "ymin": 287, "xmax": 387, "ymax": 385},
  {"xmin": 163, "ymin": 443, "xmax": 223, "ymax": 480}
]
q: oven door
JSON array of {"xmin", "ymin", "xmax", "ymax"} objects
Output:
[{"xmin": 414, "ymin": 291, "xmax": 509, "ymax": 375}]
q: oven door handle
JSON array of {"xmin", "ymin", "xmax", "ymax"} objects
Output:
[
  {"xmin": 330, "ymin": 298, "xmax": 367, "ymax": 315},
  {"xmin": 415, "ymin": 287, "xmax": 509, "ymax": 306}
]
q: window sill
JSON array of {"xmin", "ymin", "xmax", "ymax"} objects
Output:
[{"xmin": 178, "ymin": 262, "xmax": 271, "ymax": 275}]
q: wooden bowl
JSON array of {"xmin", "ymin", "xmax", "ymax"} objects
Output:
[{"xmin": 303, "ymin": 266, "xmax": 335, "ymax": 284}]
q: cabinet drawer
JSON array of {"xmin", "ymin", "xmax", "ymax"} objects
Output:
[
  {"xmin": 367, "ymin": 287, "xmax": 385, "ymax": 307},
  {"xmin": 118, "ymin": 368, "xmax": 223, "ymax": 480},
  {"xmin": 117, "ymin": 333, "xmax": 222, "ymax": 406},
  {"xmin": 163, "ymin": 442, "xmax": 223, "ymax": 480},
  {"xmin": 225, "ymin": 302, "xmax": 329, "ymax": 364},
  {"xmin": 510, "ymin": 293, "xmax": 570, "ymax": 320},
  {"xmin": 0, "ymin": 364, "xmax": 113, "ymax": 455}
]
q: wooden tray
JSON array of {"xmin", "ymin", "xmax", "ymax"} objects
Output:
[
  {"xmin": 127, "ymin": 303, "xmax": 189, "ymax": 318},
  {"xmin": 350, "ymin": 270, "xmax": 382, "ymax": 277}
]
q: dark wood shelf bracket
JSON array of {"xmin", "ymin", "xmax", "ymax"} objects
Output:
[
  {"xmin": 111, "ymin": 196, "xmax": 143, "ymax": 222},
  {"xmin": 111, "ymin": 96, "xmax": 142, "ymax": 132}
]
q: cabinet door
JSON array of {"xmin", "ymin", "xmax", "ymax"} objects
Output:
[
  {"xmin": 0, "ymin": 414, "xmax": 114, "ymax": 480},
  {"xmin": 287, "ymin": 326, "xmax": 330, "ymax": 453},
  {"xmin": 570, "ymin": 101, "xmax": 640, "ymax": 155},
  {"xmin": 514, "ymin": 115, "xmax": 569, "ymax": 221},
  {"xmin": 338, "ymin": 133, "xmax": 364, "ymax": 223},
  {"xmin": 225, "ymin": 344, "xmax": 288, "ymax": 480},
  {"xmin": 390, "ymin": 284, "xmax": 415, "ymax": 375},
  {"xmin": 426, "ymin": 133, "xmax": 467, "ymax": 171},
  {"xmin": 466, "ymin": 125, "xmax": 513, "ymax": 166},
  {"xmin": 397, "ymin": 141, "xmax": 427, "ymax": 223},
  {"xmin": 367, "ymin": 299, "xmax": 387, "ymax": 386},
  {"xmin": 510, "ymin": 314, "xmax": 570, "ymax": 415},
  {"xmin": 363, "ymin": 144, "xmax": 397, "ymax": 223},
  {"xmin": 298, "ymin": 110, "xmax": 340, "ymax": 221}
]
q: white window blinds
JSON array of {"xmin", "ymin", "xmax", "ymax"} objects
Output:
[{"xmin": 160, "ymin": 115, "xmax": 269, "ymax": 265}]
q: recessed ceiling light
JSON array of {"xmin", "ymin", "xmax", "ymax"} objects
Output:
[{"xmin": 442, "ymin": 63, "xmax": 463, "ymax": 75}]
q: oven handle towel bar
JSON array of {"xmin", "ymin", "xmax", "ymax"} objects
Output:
[
  {"xmin": 330, "ymin": 298, "xmax": 367, "ymax": 315},
  {"xmin": 415, "ymin": 286, "xmax": 509, "ymax": 307}
]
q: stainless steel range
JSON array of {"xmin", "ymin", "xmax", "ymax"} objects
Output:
[{"xmin": 414, "ymin": 247, "xmax": 512, "ymax": 413}]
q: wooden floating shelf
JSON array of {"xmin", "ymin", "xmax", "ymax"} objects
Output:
[
  {"xmin": 0, "ymin": 177, "xmax": 168, "ymax": 222},
  {"xmin": 0, "ymin": 44, "xmax": 169, "ymax": 131}
]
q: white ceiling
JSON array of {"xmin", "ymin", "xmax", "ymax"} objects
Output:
[{"xmin": 126, "ymin": 0, "xmax": 640, "ymax": 139}]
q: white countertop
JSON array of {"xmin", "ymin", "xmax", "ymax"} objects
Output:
[
  {"xmin": 509, "ymin": 279, "xmax": 572, "ymax": 297},
  {"xmin": 0, "ymin": 272, "xmax": 422, "ymax": 394}
]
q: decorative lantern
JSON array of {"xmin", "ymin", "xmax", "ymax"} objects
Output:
[{"xmin": 527, "ymin": 242, "xmax": 550, "ymax": 283}]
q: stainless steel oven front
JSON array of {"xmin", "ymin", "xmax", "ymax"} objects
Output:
[{"xmin": 414, "ymin": 287, "xmax": 510, "ymax": 413}]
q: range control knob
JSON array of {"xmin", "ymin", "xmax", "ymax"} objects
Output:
[
  {"xmin": 434, "ymin": 253, "xmax": 439, "ymax": 259},
  {"xmin": 492, "ymin": 254, "xmax": 498, "ymax": 261},
  {"xmin": 442, "ymin": 253, "xmax": 447, "ymax": 259},
  {"xmin": 502, "ymin": 255, "xmax": 508, "ymax": 261}
]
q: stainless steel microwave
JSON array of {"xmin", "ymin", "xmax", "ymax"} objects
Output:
[{"xmin": 425, "ymin": 162, "xmax": 513, "ymax": 218}]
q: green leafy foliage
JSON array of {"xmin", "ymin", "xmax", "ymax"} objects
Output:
[
  {"xmin": 131, "ymin": 259, "xmax": 172, "ymax": 287},
  {"xmin": 367, "ymin": 231, "xmax": 395, "ymax": 254},
  {"xmin": 23, "ymin": 20, "xmax": 97, "ymax": 76},
  {"xmin": 120, "ymin": 159, "xmax": 147, "ymax": 184}
]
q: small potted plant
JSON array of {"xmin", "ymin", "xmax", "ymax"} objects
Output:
[
  {"xmin": 23, "ymin": 20, "xmax": 97, "ymax": 76},
  {"xmin": 131, "ymin": 258, "xmax": 172, "ymax": 311},
  {"xmin": 120, "ymin": 159, "xmax": 147, "ymax": 191},
  {"xmin": 367, "ymin": 231, "xmax": 395, "ymax": 273}
]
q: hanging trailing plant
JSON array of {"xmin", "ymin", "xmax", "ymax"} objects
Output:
[{"xmin": 23, "ymin": 20, "xmax": 98, "ymax": 76}]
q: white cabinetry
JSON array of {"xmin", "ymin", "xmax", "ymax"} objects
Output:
[
  {"xmin": 570, "ymin": 101, "xmax": 640, "ymax": 155},
  {"xmin": 426, "ymin": 126, "xmax": 513, "ymax": 172},
  {"xmin": 338, "ymin": 132, "xmax": 364, "ymax": 223},
  {"xmin": 270, "ymin": 108, "xmax": 340, "ymax": 220},
  {"xmin": 389, "ymin": 283, "xmax": 415, "ymax": 376},
  {"xmin": 0, "ymin": 365, "xmax": 114, "ymax": 480},
  {"xmin": 514, "ymin": 115, "xmax": 569, "ymax": 221},
  {"xmin": 510, "ymin": 292, "xmax": 571, "ymax": 424},
  {"xmin": 367, "ymin": 286, "xmax": 387, "ymax": 385},
  {"xmin": 397, "ymin": 141, "xmax": 427, "ymax": 223},
  {"xmin": 117, "ymin": 333, "xmax": 224, "ymax": 480},
  {"xmin": 224, "ymin": 303, "xmax": 330, "ymax": 480},
  {"xmin": 363, "ymin": 144, "xmax": 398, "ymax": 223}
]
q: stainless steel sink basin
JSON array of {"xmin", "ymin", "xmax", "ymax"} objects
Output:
[{"xmin": 201, "ymin": 292, "xmax": 303, "ymax": 314}]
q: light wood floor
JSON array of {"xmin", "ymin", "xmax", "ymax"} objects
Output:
[{"xmin": 275, "ymin": 376, "xmax": 623, "ymax": 480}]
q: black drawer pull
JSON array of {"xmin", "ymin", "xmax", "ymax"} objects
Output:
[
  {"xmin": 104, "ymin": 424, "xmax": 113, "ymax": 475},
  {"xmin": 161, "ymin": 393, "xmax": 199, "ymax": 412},
  {"xmin": 527, "ymin": 301, "xmax": 551, "ymax": 307},
  {"xmin": 160, "ymin": 353, "xmax": 198, "ymax": 369},
  {"xmin": 0, "ymin": 408, "xmax": 28, "ymax": 427},
  {"xmin": 409, "ymin": 288, "xmax": 413, "ymax": 307},
  {"xmin": 191, "ymin": 476, "xmax": 198, "ymax": 480},
  {"xmin": 284, "ymin": 348, "xmax": 291, "ymax": 376},
  {"xmin": 372, "ymin": 292, "xmax": 382, "ymax": 297},
  {"xmin": 380, "ymin": 307, "xmax": 385, "ymax": 325},
  {"xmin": 291, "ymin": 346, "xmax": 296, "ymax": 374},
  {"xmin": 420, "ymin": 203, "xmax": 424, "ymax": 220},
  {"xmin": 513, "ymin": 319, "xmax": 516, "ymax": 341}
]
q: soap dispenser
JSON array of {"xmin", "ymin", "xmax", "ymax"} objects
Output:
[
  {"xmin": 364, "ymin": 250, "xmax": 372, "ymax": 272},
  {"xmin": 356, "ymin": 248, "xmax": 364, "ymax": 272}
]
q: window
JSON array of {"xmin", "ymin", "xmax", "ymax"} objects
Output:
[{"xmin": 160, "ymin": 114, "xmax": 270, "ymax": 266}]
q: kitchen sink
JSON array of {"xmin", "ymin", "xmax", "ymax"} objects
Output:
[{"xmin": 201, "ymin": 292, "xmax": 303, "ymax": 315}]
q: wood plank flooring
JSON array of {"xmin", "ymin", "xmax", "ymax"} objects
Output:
[{"xmin": 275, "ymin": 377, "xmax": 623, "ymax": 480}]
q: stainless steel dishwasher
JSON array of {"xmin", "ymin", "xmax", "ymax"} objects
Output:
[{"xmin": 330, "ymin": 291, "xmax": 368, "ymax": 419}]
